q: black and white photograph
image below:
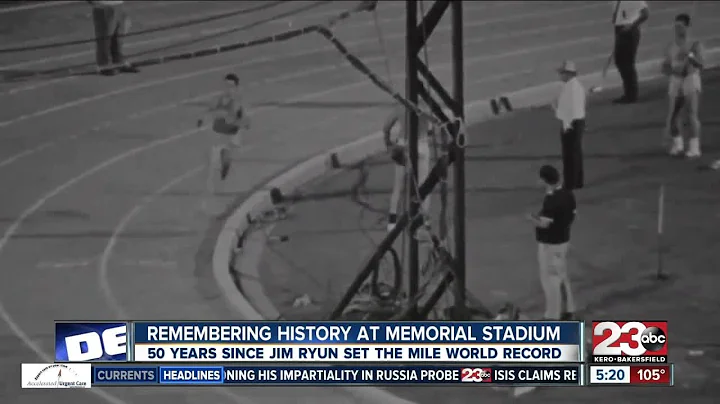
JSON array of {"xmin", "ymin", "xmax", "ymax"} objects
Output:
[{"xmin": 0, "ymin": 0, "xmax": 718, "ymax": 403}]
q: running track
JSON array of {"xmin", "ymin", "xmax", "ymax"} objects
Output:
[{"xmin": 1, "ymin": 1, "xmax": 718, "ymax": 403}]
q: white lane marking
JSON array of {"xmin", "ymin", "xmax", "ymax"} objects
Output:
[
  {"xmin": 3, "ymin": 0, "xmax": 518, "ymax": 71},
  {"xmin": 0, "ymin": 7, "xmax": 709, "ymax": 172},
  {"xmin": 95, "ymin": 107, "xmax": 409, "ymax": 404},
  {"xmin": 0, "ymin": 51, "xmax": 384, "ymax": 168},
  {"xmin": 0, "ymin": 2, "xmax": 649, "ymax": 130},
  {"xmin": 0, "ymin": 0, "xmax": 336, "ymax": 63},
  {"xmin": 0, "ymin": 128, "xmax": 204, "ymax": 404},
  {"xmin": 0, "ymin": 0, "xmax": 78, "ymax": 14},
  {"xmin": 98, "ymin": 165, "xmax": 202, "ymax": 316},
  {"xmin": 2, "ymin": 29, "xmax": 197, "ymax": 71},
  {"xmin": 0, "ymin": 1, "xmax": 601, "ymax": 98},
  {"xmin": 0, "ymin": 1, "xmax": 387, "ymax": 71},
  {"xmin": 0, "ymin": 56, "xmax": 405, "ymax": 404},
  {"xmin": 37, "ymin": 259, "xmax": 94, "ymax": 269},
  {"xmin": 1, "ymin": 76, "xmax": 74, "ymax": 96}
]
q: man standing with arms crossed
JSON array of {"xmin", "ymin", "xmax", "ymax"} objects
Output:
[
  {"xmin": 526, "ymin": 165, "xmax": 577, "ymax": 321},
  {"xmin": 612, "ymin": 1, "xmax": 650, "ymax": 104}
]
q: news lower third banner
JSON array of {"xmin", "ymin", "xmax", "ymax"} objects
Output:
[
  {"xmin": 55, "ymin": 321, "xmax": 584, "ymax": 363},
  {"xmin": 89, "ymin": 364, "xmax": 584, "ymax": 386}
]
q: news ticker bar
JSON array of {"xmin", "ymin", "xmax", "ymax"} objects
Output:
[
  {"xmin": 89, "ymin": 364, "xmax": 584, "ymax": 386},
  {"xmin": 21, "ymin": 363, "xmax": 675, "ymax": 388}
]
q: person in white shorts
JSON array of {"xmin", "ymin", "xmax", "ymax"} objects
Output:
[
  {"xmin": 197, "ymin": 73, "xmax": 249, "ymax": 197},
  {"xmin": 383, "ymin": 103, "xmax": 434, "ymax": 240},
  {"xmin": 662, "ymin": 13, "xmax": 704, "ymax": 158}
]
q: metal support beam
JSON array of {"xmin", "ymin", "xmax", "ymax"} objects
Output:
[
  {"xmin": 450, "ymin": 0, "xmax": 467, "ymax": 320},
  {"xmin": 329, "ymin": 0, "xmax": 466, "ymax": 321},
  {"xmin": 412, "ymin": 0, "xmax": 450, "ymax": 53},
  {"xmin": 416, "ymin": 59, "xmax": 458, "ymax": 112},
  {"xmin": 405, "ymin": 0, "xmax": 420, "ymax": 319}
]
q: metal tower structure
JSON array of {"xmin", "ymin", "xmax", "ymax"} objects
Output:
[{"xmin": 330, "ymin": 0, "xmax": 468, "ymax": 321}]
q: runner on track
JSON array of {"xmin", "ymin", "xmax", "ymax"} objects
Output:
[{"xmin": 197, "ymin": 73, "xmax": 249, "ymax": 196}]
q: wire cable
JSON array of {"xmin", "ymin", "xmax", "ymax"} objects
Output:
[{"xmin": 0, "ymin": 0, "xmax": 293, "ymax": 54}]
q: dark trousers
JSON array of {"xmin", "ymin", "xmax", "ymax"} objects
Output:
[
  {"xmin": 614, "ymin": 26, "xmax": 641, "ymax": 100},
  {"xmin": 92, "ymin": 5, "xmax": 126, "ymax": 67},
  {"xmin": 561, "ymin": 119, "xmax": 584, "ymax": 190}
]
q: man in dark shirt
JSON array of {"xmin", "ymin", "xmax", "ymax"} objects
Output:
[{"xmin": 526, "ymin": 165, "xmax": 577, "ymax": 320}]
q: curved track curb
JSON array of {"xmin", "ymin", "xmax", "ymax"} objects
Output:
[{"xmin": 212, "ymin": 49, "xmax": 719, "ymax": 402}]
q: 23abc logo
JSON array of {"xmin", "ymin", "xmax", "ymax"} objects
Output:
[
  {"xmin": 592, "ymin": 321, "xmax": 667, "ymax": 356},
  {"xmin": 460, "ymin": 368, "xmax": 492, "ymax": 383}
]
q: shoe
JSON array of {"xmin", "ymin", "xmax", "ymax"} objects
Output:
[
  {"xmin": 685, "ymin": 138, "xmax": 701, "ymax": 158},
  {"xmin": 668, "ymin": 138, "xmax": 684, "ymax": 156},
  {"xmin": 119, "ymin": 64, "xmax": 140, "ymax": 73},
  {"xmin": 99, "ymin": 68, "xmax": 117, "ymax": 76}
]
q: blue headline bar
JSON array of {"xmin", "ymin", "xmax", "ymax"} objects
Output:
[
  {"xmin": 132, "ymin": 322, "xmax": 581, "ymax": 344},
  {"xmin": 91, "ymin": 364, "xmax": 583, "ymax": 386}
]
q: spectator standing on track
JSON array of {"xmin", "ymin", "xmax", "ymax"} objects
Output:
[
  {"xmin": 662, "ymin": 13, "xmax": 705, "ymax": 158},
  {"xmin": 611, "ymin": 1, "xmax": 649, "ymax": 104},
  {"xmin": 87, "ymin": 0, "xmax": 139, "ymax": 76},
  {"xmin": 526, "ymin": 165, "xmax": 577, "ymax": 321},
  {"xmin": 553, "ymin": 61, "xmax": 585, "ymax": 190}
]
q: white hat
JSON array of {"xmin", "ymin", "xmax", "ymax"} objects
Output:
[{"xmin": 557, "ymin": 60, "xmax": 577, "ymax": 74}]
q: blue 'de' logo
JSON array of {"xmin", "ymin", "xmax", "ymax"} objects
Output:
[{"xmin": 55, "ymin": 323, "xmax": 127, "ymax": 362}]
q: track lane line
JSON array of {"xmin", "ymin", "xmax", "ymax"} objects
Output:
[
  {"xmin": 0, "ymin": 1, "xmax": 603, "ymax": 98},
  {"xmin": 2, "ymin": 0, "xmax": 524, "ymax": 71},
  {"xmin": 0, "ymin": 3, "xmax": 678, "ymax": 131},
  {"xmin": 0, "ymin": 1, "xmax": 354, "ymax": 71},
  {"xmin": 0, "ymin": 8, "xmax": 711, "ymax": 175},
  {"xmin": 0, "ymin": 0, "xmax": 79, "ymax": 14}
]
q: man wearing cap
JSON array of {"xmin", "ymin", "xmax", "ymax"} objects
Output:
[
  {"xmin": 526, "ymin": 165, "xmax": 578, "ymax": 321},
  {"xmin": 87, "ymin": 0, "xmax": 139, "ymax": 76},
  {"xmin": 553, "ymin": 61, "xmax": 586, "ymax": 190},
  {"xmin": 612, "ymin": 1, "xmax": 650, "ymax": 103}
]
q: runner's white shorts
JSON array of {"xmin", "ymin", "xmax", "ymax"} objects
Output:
[{"xmin": 668, "ymin": 73, "xmax": 701, "ymax": 98}]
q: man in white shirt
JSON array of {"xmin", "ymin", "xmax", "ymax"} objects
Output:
[
  {"xmin": 612, "ymin": 1, "xmax": 650, "ymax": 103},
  {"xmin": 554, "ymin": 61, "xmax": 586, "ymax": 190},
  {"xmin": 88, "ymin": 0, "xmax": 139, "ymax": 76}
]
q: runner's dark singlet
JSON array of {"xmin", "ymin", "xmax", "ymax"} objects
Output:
[{"xmin": 213, "ymin": 94, "xmax": 240, "ymax": 135}]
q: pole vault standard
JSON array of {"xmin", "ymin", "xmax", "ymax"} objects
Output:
[{"xmin": 329, "ymin": 0, "xmax": 466, "ymax": 320}]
